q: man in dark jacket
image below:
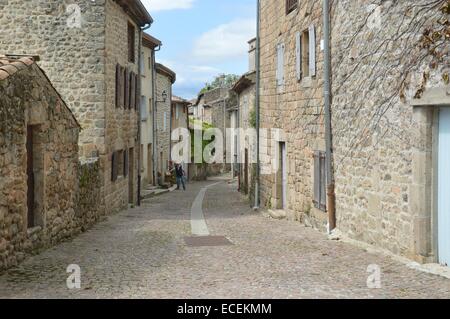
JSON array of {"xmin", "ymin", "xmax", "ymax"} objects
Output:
[{"xmin": 175, "ymin": 163, "xmax": 186, "ymax": 191}]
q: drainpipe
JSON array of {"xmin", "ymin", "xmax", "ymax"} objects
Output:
[
  {"xmin": 254, "ymin": 0, "xmax": 261, "ymax": 210},
  {"xmin": 152, "ymin": 44, "xmax": 161, "ymax": 186},
  {"xmin": 323, "ymin": 0, "xmax": 336, "ymax": 232},
  {"xmin": 138, "ymin": 23, "xmax": 152, "ymax": 207}
]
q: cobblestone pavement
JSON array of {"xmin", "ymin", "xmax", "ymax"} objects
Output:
[{"xmin": 0, "ymin": 177, "xmax": 449, "ymax": 299}]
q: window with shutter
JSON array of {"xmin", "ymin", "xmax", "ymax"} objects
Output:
[
  {"xmin": 276, "ymin": 43, "xmax": 285, "ymax": 88},
  {"xmin": 135, "ymin": 73, "xmax": 140, "ymax": 110},
  {"xmin": 124, "ymin": 149, "xmax": 128, "ymax": 177},
  {"xmin": 141, "ymin": 96, "xmax": 148, "ymax": 121},
  {"xmin": 309, "ymin": 25, "xmax": 316, "ymax": 77},
  {"xmin": 124, "ymin": 68, "xmax": 130, "ymax": 109},
  {"xmin": 128, "ymin": 23, "xmax": 135, "ymax": 63},
  {"xmin": 286, "ymin": 0, "xmax": 298, "ymax": 15},
  {"xmin": 295, "ymin": 32, "xmax": 302, "ymax": 81},
  {"xmin": 313, "ymin": 151, "xmax": 327, "ymax": 211},
  {"xmin": 111, "ymin": 151, "xmax": 118, "ymax": 182},
  {"xmin": 115, "ymin": 64, "xmax": 120, "ymax": 108},
  {"xmin": 130, "ymin": 72, "xmax": 135, "ymax": 110},
  {"xmin": 301, "ymin": 30, "xmax": 310, "ymax": 78}
]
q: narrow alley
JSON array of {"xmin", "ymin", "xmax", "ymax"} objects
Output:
[{"xmin": 0, "ymin": 177, "xmax": 448, "ymax": 299}]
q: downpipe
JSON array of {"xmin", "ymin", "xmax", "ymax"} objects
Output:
[{"xmin": 253, "ymin": 0, "xmax": 261, "ymax": 210}]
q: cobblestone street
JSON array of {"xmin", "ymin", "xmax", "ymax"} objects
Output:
[{"xmin": 0, "ymin": 177, "xmax": 449, "ymax": 299}]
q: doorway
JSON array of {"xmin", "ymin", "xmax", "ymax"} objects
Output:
[
  {"xmin": 128, "ymin": 148, "xmax": 134, "ymax": 204},
  {"xmin": 26, "ymin": 125, "xmax": 43, "ymax": 228},
  {"xmin": 147, "ymin": 143, "xmax": 153, "ymax": 185},
  {"xmin": 438, "ymin": 107, "xmax": 450, "ymax": 266},
  {"xmin": 244, "ymin": 148, "xmax": 249, "ymax": 194},
  {"xmin": 279, "ymin": 142, "xmax": 287, "ymax": 210}
]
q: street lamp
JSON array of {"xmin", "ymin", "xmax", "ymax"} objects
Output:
[{"xmin": 157, "ymin": 90, "xmax": 167, "ymax": 103}]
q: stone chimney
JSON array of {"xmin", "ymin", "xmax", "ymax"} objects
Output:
[{"xmin": 248, "ymin": 38, "xmax": 257, "ymax": 73}]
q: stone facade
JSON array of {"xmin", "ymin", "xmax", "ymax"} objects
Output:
[
  {"xmin": 140, "ymin": 34, "xmax": 161, "ymax": 188},
  {"xmin": 0, "ymin": 56, "xmax": 80, "ymax": 271},
  {"xmin": 0, "ymin": 0, "xmax": 153, "ymax": 214},
  {"xmin": 259, "ymin": 0, "xmax": 326, "ymax": 226},
  {"xmin": 259, "ymin": 0, "xmax": 450, "ymax": 263},
  {"xmin": 155, "ymin": 63, "xmax": 175, "ymax": 184},
  {"xmin": 171, "ymin": 96, "xmax": 190, "ymax": 175},
  {"xmin": 330, "ymin": 0, "xmax": 450, "ymax": 262}
]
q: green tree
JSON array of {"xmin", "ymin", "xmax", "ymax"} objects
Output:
[{"xmin": 200, "ymin": 74, "xmax": 240, "ymax": 94}]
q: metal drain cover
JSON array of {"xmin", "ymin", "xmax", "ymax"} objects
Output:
[{"xmin": 184, "ymin": 236, "xmax": 233, "ymax": 247}]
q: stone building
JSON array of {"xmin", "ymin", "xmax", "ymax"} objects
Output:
[
  {"xmin": 259, "ymin": 0, "xmax": 326, "ymax": 225},
  {"xmin": 330, "ymin": 0, "xmax": 450, "ymax": 265},
  {"xmin": 258, "ymin": 0, "xmax": 450, "ymax": 265},
  {"xmin": 0, "ymin": 0, "xmax": 154, "ymax": 214},
  {"xmin": 140, "ymin": 33, "xmax": 161, "ymax": 188},
  {"xmin": 171, "ymin": 95, "xmax": 191, "ymax": 175},
  {"xmin": 0, "ymin": 55, "xmax": 81, "ymax": 270},
  {"xmin": 155, "ymin": 63, "xmax": 176, "ymax": 185},
  {"xmin": 231, "ymin": 38, "xmax": 257, "ymax": 199},
  {"xmin": 192, "ymin": 93, "xmax": 212, "ymax": 124}
]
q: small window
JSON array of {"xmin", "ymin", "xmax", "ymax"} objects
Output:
[
  {"xmin": 124, "ymin": 149, "xmax": 128, "ymax": 177},
  {"xmin": 286, "ymin": 0, "xmax": 298, "ymax": 15},
  {"xmin": 128, "ymin": 22, "xmax": 135, "ymax": 63},
  {"xmin": 141, "ymin": 96, "xmax": 148, "ymax": 121},
  {"xmin": 301, "ymin": 30, "xmax": 310, "ymax": 78},
  {"xmin": 276, "ymin": 43, "xmax": 285, "ymax": 89},
  {"xmin": 313, "ymin": 151, "xmax": 327, "ymax": 211},
  {"xmin": 117, "ymin": 150, "xmax": 124, "ymax": 177}
]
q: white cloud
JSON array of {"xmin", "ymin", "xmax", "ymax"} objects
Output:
[
  {"xmin": 142, "ymin": 0, "xmax": 195, "ymax": 12},
  {"xmin": 192, "ymin": 19, "xmax": 256, "ymax": 63}
]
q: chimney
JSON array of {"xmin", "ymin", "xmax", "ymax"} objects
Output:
[{"xmin": 248, "ymin": 38, "xmax": 257, "ymax": 72}]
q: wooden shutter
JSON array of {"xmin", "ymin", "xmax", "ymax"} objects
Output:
[
  {"xmin": 319, "ymin": 152, "xmax": 327, "ymax": 211},
  {"xmin": 115, "ymin": 64, "xmax": 120, "ymax": 108},
  {"xmin": 124, "ymin": 149, "xmax": 128, "ymax": 177},
  {"xmin": 135, "ymin": 73, "xmax": 140, "ymax": 110},
  {"xmin": 130, "ymin": 72, "xmax": 135, "ymax": 110},
  {"xmin": 309, "ymin": 25, "xmax": 316, "ymax": 77},
  {"xmin": 111, "ymin": 151, "xmax": 118, "ymax": 182},
  {"xmin": 124, "ymin": 68, "xmax": 130, "ymax": 109},
  {"xmin": 295, "ymin": 32, "xmax": 302, "ymax": 81},
  {"xmin": 276, "ymin": 43, "xmax": 285, "ymax": 87}
]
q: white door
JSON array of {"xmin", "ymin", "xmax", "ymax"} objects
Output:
[
  {"xmin": 438, "ymin": 107, "xmax": 450, "ymax": 266},
  {"xmin": 280, "ymin": 142, "xmax": 287, "ymax": 210}
]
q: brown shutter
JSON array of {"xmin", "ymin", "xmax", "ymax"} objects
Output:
[
  {"xmin": 135, "ymin": 73, "xmax": 140, "ymax": 111},
  {"xmin": 129, "ymin": 72, "xmax": 135, "ymax": 110},
  {"xmin": 124, "ymin": 149, "xmax": 128, "ymax": 177},
  {"xmin": 115, "ymin": 64, "xmax": 120, "ymax": 108},
  {"xmin": 111, "ymin": 151, "xmax": 118, "ymax": 182},
  {"xmin": 124, "ymin": 67, "xmax": 130, "ymax": 109},
  {"xmin": 319, "ymin": 152, "xmax": 327, "ymax": 211}
]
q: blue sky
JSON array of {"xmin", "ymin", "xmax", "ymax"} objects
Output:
[{"xmin": 141, "ymin": 0, "xmax": 257, "ymax": 99}]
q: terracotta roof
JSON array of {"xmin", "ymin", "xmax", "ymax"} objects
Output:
[
  {"xmin": 155, "ymin": 63, "xmax": 176, "ymax": 84},
  {"xmin": 172, "ymin": 95, "xmax": 191, "ymax": 105},
  {"xmin": 143, "ymin": 33, "xmax": 162, "ymax": 49},
  {"xmin": 0, "ymin": 55, "xmax": 35, "ymax": 81}
]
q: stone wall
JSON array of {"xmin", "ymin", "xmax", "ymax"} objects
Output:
[
  {"xmin": 259, "ymin": 0, "xmax": 326, "ymax": 226},
  {"xmin": 0, "ymin": 0, "xmax": 107, "ymax": 158},
  {"xmin": 104, "ymin": 0, "xmax": 140, "ymax": 211},
  {"xmin": 0, "ymin": 61, "xmax": 80, "ymax": 271},
  {"xmin": 330, "ymin": 0, "xmax": 449, "ymax": 260}
]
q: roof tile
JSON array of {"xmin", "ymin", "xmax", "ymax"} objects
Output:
[{"xmin": 0, "ymin": 70, "xmax": 9, "ymax": 81}]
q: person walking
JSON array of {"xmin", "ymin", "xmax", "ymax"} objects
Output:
[{"xmin": 175, "ymin": 163, "xmax": 186, "ymax": 191}]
